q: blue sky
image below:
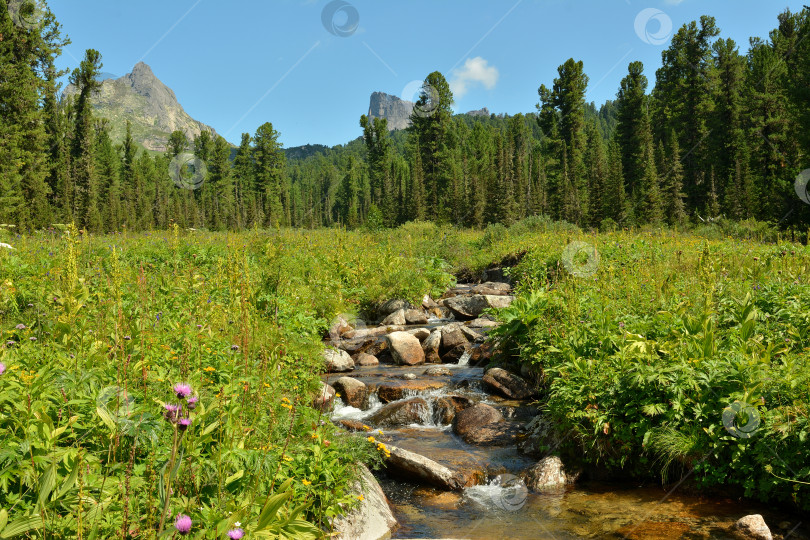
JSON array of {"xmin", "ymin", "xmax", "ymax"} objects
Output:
[{"xmin": 50, "ymin": 0, "xmax": 804, "ymax": 148}]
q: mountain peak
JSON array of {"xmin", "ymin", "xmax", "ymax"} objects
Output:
[{"xmin": 368, "ymin": 92, "xmax": 413, "ymax": 131}]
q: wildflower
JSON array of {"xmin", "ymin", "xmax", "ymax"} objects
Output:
[
  {"xmin": 178, "ymin": 418, "xmax": 192, "ymax": 431},
  {"xmin": 164, "ymin": 403, "xmax": 182, "ymax": 423},
  {"xmin": 29, "ymin": 337, "xmax": 36, "ymax": 342},
  {"xmin": 174, "ymin": 514, "xmax": 192, "ymax": 535},
  {"xmin": 15, "ymin": 324, "xmax": 25, "ymax": 330},
  {"xmin": 0, "ymin": 362, "xmax": 5, "ymax": 375},
  {"xmin": 231, "ymin": 344, "xmax": 239, "ymax": 351},
  {"xmin": 6, "ymin": 341, "xmax": 15, "ymax": 347},
  {"xmin": 124, "ymin": 336, "xmax": 131, "ymax": 340},
  {"xmin": 357, "ymin": 495, "xmax": 364, "ymax": 501},
  {"xmin": 203, "ymin": 366, "xmax": 215, "ymax": 372},
  {"xmin": 283, "ymin": 455, "xmax": 293, "ymax": 462},
  {"xmin": 302, "ymin": 479, "xmax": 311, "ymax": 486},
  {"xmin": 173, "ymin": 383, "xmax": 192, "ymax": 399},
  {"xmin": 367, "ymin": 436, "xmax": 376, "ymax": 443},
  {"xmin": 227, "ymin": 529, "xmax": 245, "ymax": 540},
  {"xmin": 196, "ymin": 324, "xmax": 202, "ymax": 329},
  {"xmin": 186, "ymin": 396, "xmax": 199, "ymax": 410}
]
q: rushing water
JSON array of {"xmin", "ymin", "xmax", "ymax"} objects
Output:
[{"xmin": 327, "ymin": 364, "xmax": 808, "ymax": 540}]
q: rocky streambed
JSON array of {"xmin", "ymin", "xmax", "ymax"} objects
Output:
[{"xmin": 319, "ymin": 280, "xmax": 807, "ymax": 540}]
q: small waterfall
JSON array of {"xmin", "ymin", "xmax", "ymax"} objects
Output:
[{"xmin": 458, "ymin": 350, "xmax": 472, "ymax": 365}]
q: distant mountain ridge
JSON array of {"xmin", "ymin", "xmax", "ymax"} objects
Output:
[
  {"xmin": 367, "ymin": 91, "xmax": 493, "ymax": 131},
  {"xmin": 62, "ymin": 62, "xmax": 219, "ymax": 152}
]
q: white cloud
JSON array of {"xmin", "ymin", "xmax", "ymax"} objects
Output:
[{"xmin": 450, "ymin": 57, "xmax": 499, "ymax": 99}]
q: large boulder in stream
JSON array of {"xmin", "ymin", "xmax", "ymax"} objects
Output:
[
  {"xmin": 376, "ymin": 379, "xmax": 446, "ymax": 403},
  {"xmin": 404, "ymin": 308, "xmax": 429, "ymax": 325},
  {"xmin": 333, "ymin": 377, "xmax": 367, "ymax": 409},
  {"xmin": 435, "ymin": 395, "xmax": 474, "ymax": 424},
  {"xmin": 331, "ymin": 464, "xmax": 397, "ymax": 540},
  {"xmin": 732, "ymin": 515, "xmax": 773, "ymax": 540},
  {"xmin": 422, "ymin": 329, "xmax": 442, "ymax": 363},
  {"xmin": 523, "ymin": 456, "xmax": 579, "ymax": 493},
  {"xmin": 482, "ymin": 368, "xmax": 534, "ymax": 399},
  {"xmin": 385, "ymin": 445, "xmax": 465, "ymax": 491},
  {"xmin": 440, "ymin": 323, "xmax": 469, "ymax": 351},
  {"xmin": 354, "ymin": 352, "xmax": 379, "ymax": 366},
  {"xmin": 367, "ymin": 397, "xmax": 429, "ymax": 427},
  {"xmin": 323, "ymin": 348, "xmax": 354, "ymax": 373},
  {"xmin": 442, "ymin": 295, "xmax": 490, "ymax": 319},
  {"xmin": 380, "ymin": 309, "xmax": 406, "ymax": 326},
  {"xmin": 453, "ymin": 403, "xmax": 501, "ymax": 436},
  {"xmin": 386, "ymin": 332, "xmax": 425, "ymax": 366}
]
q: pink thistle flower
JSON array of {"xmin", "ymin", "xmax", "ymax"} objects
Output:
[
  {"xmin": 227, "ymin": 528, "xmax": 245, "ymax": 539},
  {"xmin": 174, "ymin": 514, "xmax": 192, "ymax": 535},
  {"xmin": 173, "ymin": 383, "xmax": 192, "ymax": 399},
  {"xmin": 164, "ymin": 403, "xmax": 182, "ymax": 423},
  {"xmin": 178, "ymin": 418, "xmax": 192, "ymax": 431}
]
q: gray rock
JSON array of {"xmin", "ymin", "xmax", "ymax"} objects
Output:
[
  {"xmin": 354, "ymin": 352, "xmax": 379, "ymax": 366},
  {"xmin": 422, "ymin": 329, "xmax": 441, "ymax": 352},
  {"xmin": 440, "ymin": 323, "xmax": 469, "ymax": 352},
  {"xmin": 331, "ymin": 464, "xmax": 397, "ymax": 540},
  {"xmin": 368, "ymin": 91, "xmax": 414, "ymax": 132},
  {"xmin": 442, "ymin": 295, "xmax": 490, "ymax": 319},
  {"xmin": 518, "ymin": 415, "xmax": 561, "ymax": 457},
  {"xmin": 453, "ymin": 403, "xmax": 502, "ymax": 438},
  {"xmin": 323, "ymin": 348, "xmax": 355, "ymax": 373},
  {"xmin": 523, "ymin": 456, "xmax": 578, "ymax": 493},
  {"xmin": 367, "ymin": 397, "xmax": 429, "ymax": 427},
  {"xmin": 422, "ymin": 294, "xmax": 439, "ymax": 309},
  {"xmin": 484, "ymin": 295, "xmax": 515, "ymax": 309},
  {"xmin": 312, "ymin": 382, "xmax": 336, "ymax": 412},
  {"xmin": 377, "ymin": 298, "xmax": 410, "ymax": 316},
  {"xmin": 387, "ymin": 331, "xmax": 425, "ymax": 366},
  {"xmin": 482, "ymin": 367, "xmax": 534, "ymax": 399},
  {"xmin": 732, "ymin": 515, "xmax": 773, "ymax": 540},
  {"xmin": 460, "ymin": 326, "xmax": 484, "ymax": 342},
  {"xmin": 435, "ymin": 395, "xmax": 474, "ymax": 424},
  {"xmin": 423, "ymin": 366, "xmax": 452, "ymax": 377},
  {"xmin": 381, "ymin": 308, "xmax": 406, "ymax": 326},
  {"xmin": 386, "ymin": 445, "xmax": 465, "ymax": 491},
  {"xmin": 468, "ymin": 318, "xmax": 499, "ymax": 329},
  {"xmin": 404, "ymin": 308, "xmax": 429, "ymax": 325},
  {"xmin": 407, "ymin": 327, "xmax": 430, "ymax": 341},
  {"xmin": 333, "ymin": 377, "xmax": 367, "ymax": 409}
]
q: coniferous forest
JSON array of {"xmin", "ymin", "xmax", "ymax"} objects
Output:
[{"xmin": 2, "ymin": 4, "xmax": 810, "ymax": 233}]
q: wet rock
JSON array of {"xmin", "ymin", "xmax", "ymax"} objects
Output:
[
  {"xmin": 378, "ymin": 299, "xmax": 411, "ymax": 317},
  {"xmin": 453, "ymin": 403, "xmax": 502, "ymax": 438},
  {"xmin": 732, "ymin": 515, "xmax": 773, "ymax": 540},
  {"xmin": 387, "ymin": 331, "xmax": 425, "ymax": 366},
  {"xmin": 337, "ymin": 419, "xmax": 369, "ymax": 432},
  {"xmin": 312, "ymin": 382, "xmax": 336, "ymax": 412},
  {"xmin": 407, "ymin": 327, "xmax": 430, "ymax": 341},
  {"xmin": 354, "ymin": 352, "xmax": 379, "ymax": 366},
  {"xmin": 460, "ymin": 325, "xmax": 485, "ymax": 342},
  {"xmin": 423, "ymin": 366, "xmax": 452, "ymax": 377},
  {"xmin": 435, "ymin": 395, "xmax": 474, "ymax": 424},
  {"xmin": 404, "ymin": 308, "xmax": 429, "ymax": 325},
  {"xmin": 422, "ymin": 329, "xmax": 442, "ymax": 362},
  {"xmin": 422, "ymin": 294, "xmax": 439, "ymax": 310},
  {"xmin": 385, "ymin": 445, "xmax": 465, "ymax": 491},
  {"xmin": 368, "ymin": 397, "xmax": 429, "ymax": 427},
  {"xmin": 523, "ymin": 456, "xmax": 578, "ymax": 492},
  {"xmin": 467, "ymin": 317, "xmax": 499, "ymax": 329},
  {"xmin": 331, "ymin": 464, "xmax": 397, "ymax": 540},
  {"xmin": 462, "ymin": 421, "xmax": 522, "ymax": 446},
  {"xmin": 440, "ymin": 323, "xmax": 469, "ymax": 352},
  {"xmin": 482, "ymin": 368, "xmax": 534, "ymax": 399},
  {"xmin": 333, "ymin": 377, "xmax": 367, "ymax": 409},
  {"xmin": 362, "ymin": 338, "xmax": 389, "ymax": 358},
  {"xmin": 472, "ymin": 282, "xmax": 511, "ymax": 295},
  {"xmin": 442, "ymin": 295, "xmax": 490, "ymax": 319},
  {"xmin": 381, "ymin": 308, "xmax": 406, "ymax": 326},
  {"xmin": 441, "ymin": 344, "xmax": 471, "ymax": 364},
  {"xmin": 323, "ymin": 348, "xmax": 355, "ymax": 373},
  {"xmin": 376, "ymin": 380, "xmax": 446, "ymax": 403},
  {"xmin": 395, "ymin": 373, "xmax": 417, "ymax": 380}
]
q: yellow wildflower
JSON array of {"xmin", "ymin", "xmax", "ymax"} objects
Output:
[
  {"xmin": 203, "ymin": 366, "xmax": 215, "ymax": 372},
  {"xmin": 302, "ymin": 479, "xmax": 311, "ymax": 486},
  {"xmin": 357, "ymin": 495, "xmax": 364, "ymax": 501},
  {"xmin": 367, "ymin": 436, "xmax": 376, "ymax": 443}
]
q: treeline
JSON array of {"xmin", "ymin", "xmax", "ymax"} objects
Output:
[{"xmin": 1, "ymin": 2, "xmax": 809, "ymax": 232}]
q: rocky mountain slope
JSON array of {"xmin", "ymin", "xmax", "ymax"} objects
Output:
[{"xmin": 62, "ymin": 62, "xmax": 219, "ymax": 152}]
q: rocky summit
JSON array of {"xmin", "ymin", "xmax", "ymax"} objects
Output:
[
  {"xmin": 367, "ymin": 91, "xmax": 414, "ymax": 131},
  {"xmin": 62, "ymin": 62, "xmax": 219, "ymax": 152}
]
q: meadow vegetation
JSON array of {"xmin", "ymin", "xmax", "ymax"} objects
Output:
[{"xmin": 1, "ymin": 216, "xmax": 809, "ymax": 538}]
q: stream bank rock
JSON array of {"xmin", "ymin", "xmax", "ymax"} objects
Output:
[
  {"xmin": 451, "ymin": 403, "xmax": 521, "ymax": 445},
  {"xmin": 376, "ymin": 380, "xmax": 446, "ymax": 403},
  {"xmin": 381, "ymin": 308, "xmax": 406, "ymax": 326},
  {"xmin": 324, "ymin": 348, "xmax": 355, "ymax": 373},
  {"xmin": 518, "ymin": 415, "xmax": 561, "ymax": 457},
  {"xmin": 333, "ymin": 377, "xmax": 367, "ymax": 408},
  {"xmin": 368, "ymin": 397, "xmax": 429, "ymax": 427},
  {"xmin": 523, "ymin": 456, "xmax": 579, "ymax": 493},
  {"xmin": 732, "ymin": 515, "xmax": 773, "ymax": 540},
  {"xmin": 404, "ymin": 308, "xmax": 429, "ymax": 325},
  {"xmin": 331, "ymin": 464, "xmax": 397, "ymax": 540},
  {"xmin": 385, "ymin": 445, "xmax": 464, "ymax": 491},
  {"xmin": 482, "ymin": 368, "xmax": 534, "ymax": 399},
  {"xmin": 387, "ymin": 332, "xmax": 425, "ymax": 366},
  {"xmin": 354, "ymin": 352, "xmax": 379, "ymax": 366}
]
